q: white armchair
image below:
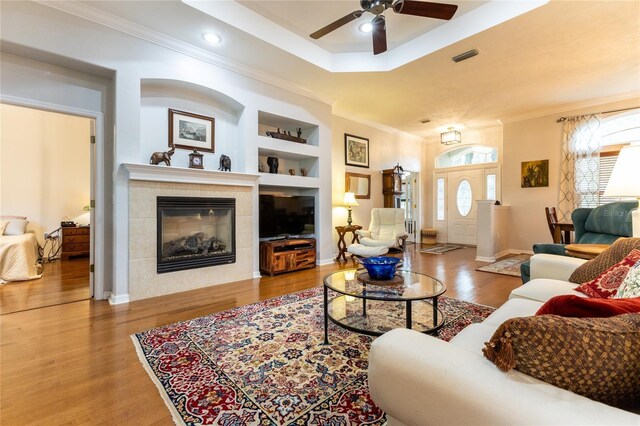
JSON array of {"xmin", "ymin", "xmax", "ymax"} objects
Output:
[{"xmin": 356, "ymin": 208, "xmax": 408, "ymax": 250}]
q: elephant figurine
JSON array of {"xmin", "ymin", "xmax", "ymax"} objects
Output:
[
  {"xmin": 219, "ymin": 154, "xmax": 231, "ymax": 171},
  {"xmin": 150, "ymin": 146, "xmax": 175, "ymax": 166}
]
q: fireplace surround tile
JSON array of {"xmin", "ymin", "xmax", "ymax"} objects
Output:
[
  {"xmin": 235, "ymin": 216, "xmax": 253, "ymax": 250},
  {"xmin": 129, "ymin": 218, "xmax": 156, "ymax": 260},
  {"xmin": 129, "ymin": 259, "xmax": 159, "ymax": 300},
  {"xmin": 128, "ymin": 172, "xmax": 257, "ymax": 301}
]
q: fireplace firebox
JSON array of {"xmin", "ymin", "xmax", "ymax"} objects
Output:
[{"xmin": 157, "ymin": 196, "xmax": 235, "ymax": 273}]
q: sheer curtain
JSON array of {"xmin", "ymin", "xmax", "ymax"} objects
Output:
[{"xmin": 558, "ymin": 114, "xmax": 602, "ymax": 222}]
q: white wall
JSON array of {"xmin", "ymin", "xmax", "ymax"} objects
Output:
[
  {"xmin": 331, "ymin": 115, "xmax": 424, "ymax": 251},
  {"xmin": 502, "ymin": 97, "xmax": 640, "ymax": 251},
  {"xmin": 0, "ymin": 104, "xmax": 91, "ymax": 246}
]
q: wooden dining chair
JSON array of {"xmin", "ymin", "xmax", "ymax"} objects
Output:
[{"xmin": 545, "ymin": 207, "xmax": 573, "ymax": 244}]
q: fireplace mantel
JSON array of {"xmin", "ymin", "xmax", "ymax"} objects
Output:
[{"xmin": 121, "ymin": 163, "xmax": 260, "ymax": 187}]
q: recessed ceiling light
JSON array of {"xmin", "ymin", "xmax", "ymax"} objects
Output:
[
  {"xmin": 202, "ymin": 32, "xmax": 222, "ymax": 45},
  {"xmin": 359, "ymin": 22, "xmax": 373, "ymax": 33}
]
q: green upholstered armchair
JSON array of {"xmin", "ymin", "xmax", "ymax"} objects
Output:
[{"xmin": 520, "ymin": 201, "xmax": 638, "ymax": 283}]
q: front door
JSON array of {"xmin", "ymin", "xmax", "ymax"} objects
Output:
[{"xmin": 446, "ymin": 169, "xmax": 483, "ymax": 245}]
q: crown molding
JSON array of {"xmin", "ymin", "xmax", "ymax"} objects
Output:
[
  {"xmin": 333, "ymin": 111, "xmax": 424, "ymax": 141},
  {"xmin": 35, "ymin": 0, "xmax": 335, "ymax": 107},
  {"xmin": 501, "ymin": 92, "xmax": 640, "ymax": 124}
]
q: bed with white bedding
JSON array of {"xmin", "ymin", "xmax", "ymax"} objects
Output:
[{"xmin": 0, "ymin": 233, "xmax": 42, "ymax": 284}]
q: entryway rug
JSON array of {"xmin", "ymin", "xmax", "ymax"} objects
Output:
[
  {"xmin": 477, "ymin": 254, "xmax": 531, "ymax": 277},
  {"xmin": 420, "ymin": 244, "xmax": 464, "ymax": 255},
  {"xmin": 132, "ymin": 287, "xmax": 494, "ymax": 425}
]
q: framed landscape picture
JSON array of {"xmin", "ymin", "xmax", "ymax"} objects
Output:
[
  {"xmin": 521, "ymin": 159, "xmax": 549, "ymax": 188},
  {"xmin": 169, "ymin": 109, "xmax": 215, "ymax": 152},
  {"xmin": 344, "ymin": 133, "xmax": 369, "ymax": 168}
]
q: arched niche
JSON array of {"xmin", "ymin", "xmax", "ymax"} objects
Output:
[{"xmin": 140, "ymin": 79, "xmax": 246, "ymax": 170}]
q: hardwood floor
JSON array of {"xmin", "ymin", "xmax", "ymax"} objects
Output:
[
  {"xmin": 0, "ymin": 258, "xmax": 90, "ymax": 314},
  {"xmin": 0, "ymin": 244, "xmax": 522, "ymax": 425}
]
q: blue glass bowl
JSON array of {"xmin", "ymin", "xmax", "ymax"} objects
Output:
[{"xmin": 359, "ymin": 256, "xmax": 401, "ymax": 280}]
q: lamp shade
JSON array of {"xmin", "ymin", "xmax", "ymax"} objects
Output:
[
  {"xmin": 343, "ymin": 192, "xmax": 359, "ymax": 207},
  {"xmin": 604, "ymin": 144, "xmax": 640, "ymax": 197}
]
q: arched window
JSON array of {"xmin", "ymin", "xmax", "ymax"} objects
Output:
[{"xmin": 436, "ymin": 145, "xmax": 498, "ymax": 168}]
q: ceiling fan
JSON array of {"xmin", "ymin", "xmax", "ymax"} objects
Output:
[{"xmin": 310, "ymin": 0, "xmax": 458, "ymax": 55}]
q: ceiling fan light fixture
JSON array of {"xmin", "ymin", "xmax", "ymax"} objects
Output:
[
  {"xmin": 202, "ymin": 32, "xmax": 222, "ymax": 45},
  {"xmin": 359, "ymin": 22, "xmax": 373, "ymax": 33},
  {"xmin": 452, "ymin": 49, "xmax": 479, "ymax": 63}
]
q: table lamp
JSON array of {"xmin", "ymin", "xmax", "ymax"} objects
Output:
[
  {"xmin": 343, "ymin": 192, "xmax": 359, "ymax": 226},
  {"xmin": 603, "ymin": 144, "xmax": 640, "ymax": 237}
]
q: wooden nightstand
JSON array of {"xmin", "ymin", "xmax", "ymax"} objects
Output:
[{"xmin": 61, "ymin": 226, "xmax": 90, "ymax": 260}]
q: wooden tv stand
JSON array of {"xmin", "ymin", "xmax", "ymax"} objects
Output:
[{"xmin": 259, "ymin": 238, "xmax": 316, "ymax": 276}]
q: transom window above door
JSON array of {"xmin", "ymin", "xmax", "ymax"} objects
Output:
[{"xmin": 436, "ymin": 145, "xmax": 498, "ymax": 168}]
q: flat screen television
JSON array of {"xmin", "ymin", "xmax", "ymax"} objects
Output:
[{"xmin": 259, "ymin": 195, "xmax": 315, "ymax": 239}]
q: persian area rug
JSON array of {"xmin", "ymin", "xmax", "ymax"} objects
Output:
[
  {"xmin": 420, "ymin": 244, "xmax": 464, "ymax": 255},
  {"xmin": 477, "ymin": 254, "xmax": 532, "ymax": 277},
  {"xmin": 132, "ymin": 287, "xmax": 494, "ymax": 425}
]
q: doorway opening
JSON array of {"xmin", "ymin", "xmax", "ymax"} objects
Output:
[{"xmin": 0, "ymin": 103, "xmax": 94, "ymax": 314}]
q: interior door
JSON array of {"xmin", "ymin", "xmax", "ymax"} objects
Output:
[
  {"xmin": 447, "ymin": 169, "xmax": 483, "ymax": 245},
  {"xmin": 89, "ymin": 119, "xmax": 95, "ymax": 297}
]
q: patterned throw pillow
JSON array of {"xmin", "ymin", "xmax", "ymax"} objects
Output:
[
  {"xmin": 616, "ymin": 262, "xmax": 640, "ymax": 298},
  {"xmin": 569, "ymin": 238, "xmax": 640, "ymax": 284},
  {"xmin": 574, "ymin": 249, "xmax": 640, "ymax": 298},
  {"xmin": 483, "ymin": 313, "xmax": 640, "ymax": 409}
]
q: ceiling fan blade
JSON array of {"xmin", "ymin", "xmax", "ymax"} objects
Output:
[
  {"xmin": 310, "ymin": 10, "xmax": 363, "ymax": 39},
  {"xmin": 372, "ymin": 16, "xmax": 387, "ymax": 55},
  {"xmin": 393, "ymin": 0, "xmax": 458, "ymax": 20}
]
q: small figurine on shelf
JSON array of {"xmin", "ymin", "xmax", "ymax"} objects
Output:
[
  {"xmin": 258, "ymin": 161, "xmax": 265, "ymax": 173},
  {"xmin": 150, "ymin": 146, "xmax": 175, "ymax": 166},
  {"xmin": 297, "ymin": 128, "xmax": 302, "ymax": 138},
  {"xmin": 288, "ymin": 169, "xmax": 296, "ymax": 176},
  {"xmin": 300, "ymin": 168, "xmax": 308, "ymax": 177},
  {"xmin": 267, "ymin": 156, "xmax": 279, "ymax": 174},
  {"xmin": 219, "ymin": 154, "xmax": 231, "ymax": 171}
]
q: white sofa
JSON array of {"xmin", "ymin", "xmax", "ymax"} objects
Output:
[{"xmin": 368, "ymin": 254, "xmax": 640, "ymax": 425}]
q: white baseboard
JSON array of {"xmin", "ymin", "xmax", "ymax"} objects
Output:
[
  {"xmin": 317, "ymin": 257, "xmax": 335, "ymax": 266},
  {"xmin": 253, "ymin": 271, "xmax": 262, "ymax": 279},
  {"xmin": 108, "ymin": 292, "xmax": 130, "ymax": 305},
  {"xmin": 475, "ymin": 255, "xmax": 496, "ymax": 263}
]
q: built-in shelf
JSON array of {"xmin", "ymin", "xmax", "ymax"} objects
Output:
[
  {"xmin": 257, "ymin": 135, "xmax": 320, "ymax": 160},
  {"xmin": 258, "ymin": 173, "xmax": 320, "ymax": 189},
  {"xmin": 258, "ymin": 111, "xmax": 319, "ymax": 147}
]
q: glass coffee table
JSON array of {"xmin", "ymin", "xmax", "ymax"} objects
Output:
[{"xmin": 322, "ymin": 268, "xmax": 446, "ymax": 344}]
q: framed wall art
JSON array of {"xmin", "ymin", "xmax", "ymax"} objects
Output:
[
  {"xmin": 169, "ymin": 109, "xmax": 215, "ymax": 152},
  {"xmin": 344, "ymin": 133, "xmax": 369, "ymax": 168},
  {"xmin": 521, "ymin": 159, "xmax": 549, "ymax": 188}
]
